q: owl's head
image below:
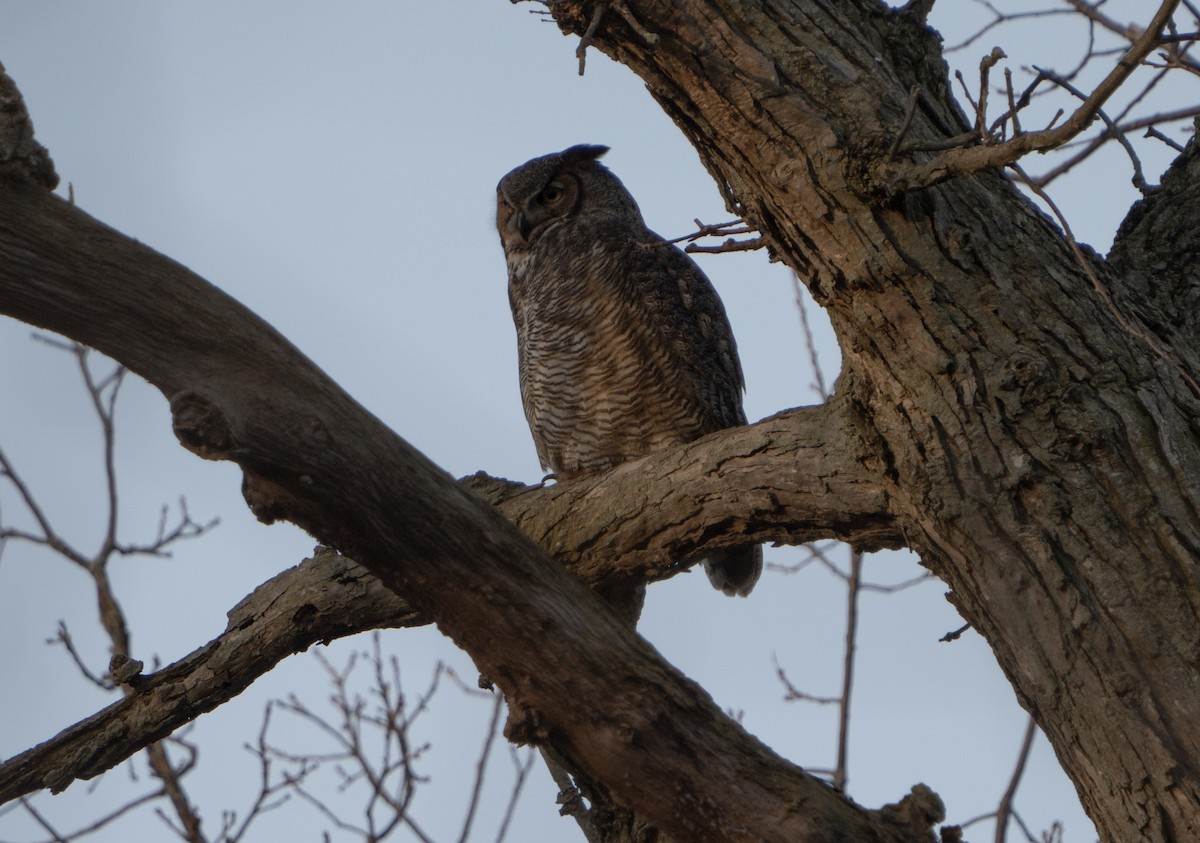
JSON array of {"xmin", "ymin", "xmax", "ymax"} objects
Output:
[{"xmin": 496, "ymin": 145, "xmax": 643, "ymax": 253}]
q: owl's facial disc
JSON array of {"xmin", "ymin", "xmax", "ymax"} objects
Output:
[{"xmin": 497, "ymin": 167, "xmax": 582, "ymax": 255}]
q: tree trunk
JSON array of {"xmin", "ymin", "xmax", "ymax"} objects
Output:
[{"xmin": 552, "ymin": 1, "xmax": 1200, "ymax": 839}]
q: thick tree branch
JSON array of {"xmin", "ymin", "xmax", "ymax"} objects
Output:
[
  {"xmin": 0, "ymin": 403, "xmax": 900, "ymax": 805},
  {"xmin": 481, "ymin": 400, "xmax": 901, "ymax": 593}
]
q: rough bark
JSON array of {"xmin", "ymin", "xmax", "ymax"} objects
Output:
[
  {"xmin": 0, "ymin": 412, "xmax": 901, "ymax": 805},
  {"xmin": 550, "ymin": 1, "xmax": 1200, "ymax": 840}
]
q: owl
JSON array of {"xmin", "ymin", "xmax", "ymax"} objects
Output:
[{"xmin": 496, "ymin": 144, "xmax": 761, "ymax": 597}]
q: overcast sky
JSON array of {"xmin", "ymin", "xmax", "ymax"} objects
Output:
[{"xmin": 0, "ymin": 3, "xmax": 1186, "ymax": 841}]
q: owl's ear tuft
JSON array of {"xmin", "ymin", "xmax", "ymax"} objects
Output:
[{"xmin": 561, "ymin": 144, "xmax": 610, "ymax": 163}]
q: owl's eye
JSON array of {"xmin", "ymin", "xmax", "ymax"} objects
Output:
[{"xmin": 539, "ymin": 182, "xmax": 566, "ymax": 205}]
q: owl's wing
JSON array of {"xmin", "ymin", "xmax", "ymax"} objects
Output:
[{"xmin": 610, "ymin": 219, "xmax": 749, "ymax": 437}]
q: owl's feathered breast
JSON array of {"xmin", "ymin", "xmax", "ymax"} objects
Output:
[{"xmin": 509, "ymin": 212, "xmax": 745, "ymax": 479}]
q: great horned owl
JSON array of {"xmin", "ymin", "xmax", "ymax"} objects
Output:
[{"xmin": 495, "ymin": 144, "xmax": 761, "ymax": 597}]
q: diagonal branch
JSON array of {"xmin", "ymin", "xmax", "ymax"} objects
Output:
[{"xmin": 0, "ymin": 399, "xmax": 899, "ymax": 806}]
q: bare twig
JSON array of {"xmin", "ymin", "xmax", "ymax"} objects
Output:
[
  {"xmin": 977, "ymin": 47, "xmax": 1008, "ymax": 142},
  {"xmin": 539, "ymin": 746, "xmax": 601, "ymax": 842},
  {"xmin": 668, "ymin": 216, "xmax": 761, "ymax": 256},
  {"xmin": 887, "ymin": 86, "xmax": 923, "ymax": 161},
  {"xmin": 995, "ymin": 716, "xmax": 1039, "ymax": 843},
  {"xmin": 576, "ymin": 2, "xmax": 608, "ymax": 76},
  {"xmin": 880, "ymin": 0, "xmax": 1182, "ymax": 192},
  {"xmin": 17, "ymin": 785, "xmax": 167, "ymax": 843},
  {"xmin": 18, "ymin": 797, "xmax": 69, "ymax": 843},
  {"xmin": 0, "ymin": 339, "xmax": 218, "ymax": 840},
  {"xmin": 256, "ymin": 640, "xmax": 459, "ymax": 842},
  {"xmin": 1025, "ymin": 65, "xmax": 1152, "ymax": 192},
  {"xmin": 0, "ymin": 444, "xmax": 88, "ymax": 566},
  {"xmin": 1146, "ymin": 125, "xmax": 1188, "ymax": 151},
  {"xmin": 832, "ymin": 549, "xmax": 863, "ymax": 791},
  {"xmin": 946, "ymin": 4, "xmax": 1073, "ymax": 53},
  {"xmin": 685, "ymin": 236, "xmax": 764, "ymax": 254},
  {"xmin": 941, "ymin": 623, "xmax": 972, "ymax": 643},
  {"xmin": 775, "ymin": 657, "xmax": 841, "ymax": 706},
  {"xmin": 611, "ymin": 0, "xmax": 659, "ymax": 46},
  {"xmin": 792, "ymin": 272, "xmax": 830, "ymax": 399},
  {"xmin": 457, "ymin": 692, "xmax": 505, "ymax": 843},
  {"xmin": 494, "ymin": 748, "xmax": 535, "ymax": 843},
  {"xmin": 666, "ymin": 217, "xmax": 753, "ymax": 245},
  {"xmin": 1005, "ymin": 68, "xmax": 1021, "ymax": 137},
  {"xmin": 49, "ymin": 621, "xmax": 112, "ymax": 689}
]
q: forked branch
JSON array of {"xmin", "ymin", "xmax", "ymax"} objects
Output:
[{"xmin": 877, "ymin": 0, "xmax": 1183, "ymax": 193}]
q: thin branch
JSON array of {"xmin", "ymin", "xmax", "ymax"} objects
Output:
[
  {"xmin": 664, "ymin": 217, "xmax": 752, "ymax": 245},
  {"xmin": 18, "ymin": 797, "xmax": 70, "ymax": 843},
  {"xmin": 539, "ymin": 746, "xmax": 601, "ymax": 843},
  {"xmin": 457, "ymin": 692, "xmax": 505, "ymax": 843},
  {"xmin": 941, "ymin": 623, "xmax": 972, "ymax": 642},
  {"xmin": 945, "ymin": 4, "xmax": 1074, "ymax": 53},
  {"xmin": 666, "ymin": 217, "xmax": 763, "ymax": 254},
  {"xmin": 1023, "ymin": 65, "xmax": 1152, "ymax": 192},
  {"xmin": 0, "ymin": 444, "xmax": 88, "ymax": 567},
  {"xmin": 977, "ymin": 47, "xmax": 1008, "ymax": 142},
  {"xmin": 49, "ymin": 621, "xmax": 113, "ymax": 689},
  {"xmin": 684, "ymin": 236, "xmax": 764, "ymax": 253},
  {"xmin": 146, "ymin": 740, "xmax": 206, "ymax": 843},
  {"xmin": 72, "ymin": 346, "xmax": 125, "ymax": 562},
  {"xmin": 995, "ymin": 716, "xmax": 1039, "ymax": 843},
  {"xmin": 17, "ymin": 785, "xmax": 168, "ymax": 843},
  {"xmin": 493, "ymin": 747, "xmax": 535, "ymax": 843},
  {"xmin": 887, "ymin": 86, "xmax": 922, "ymax": 161},
  {"xmin": 833, "ymin": 549, "xmax": 862, "ymax": 791},
  {"xmin": 774, "ymin": 656, "xmax": 840, "ymax": 706},
  {"xmin": 793, "ymin": 273, "xmax": 830, "ymax": 400},
  {"xmin": 1146, "ymin": 125, "xmax": 1188, "ymax": 151},
  {"xmin": 879, "ymin": 0, "xmax": 1182, "ymax": 192},
  {"xmin": 576, "ymin": 2, "xmax": 608, "ymax": 75}
]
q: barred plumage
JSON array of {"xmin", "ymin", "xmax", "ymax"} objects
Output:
[{"xmin": 496, "ymin": 144, "xmax": 760, "ymax": 597}]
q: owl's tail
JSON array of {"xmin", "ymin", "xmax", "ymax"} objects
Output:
[{"xmin": 703, "ymin": 544, "xmax": 763, "ymax": 597}]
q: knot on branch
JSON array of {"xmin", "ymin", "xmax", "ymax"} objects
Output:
[
  {"xmin": 876, "ymin": 783, "xmax": 946, "ymax": 841},
  {"xmin": 0, "ymin": 63, "xmax": 59, "ymax": 190},
  {"xmin": 108, "ymin": 653, "xmax": 145, "ymax": 686},
  {"xmin": 242, "ymin": 469, "xmax": 302, "ymax": 526},
  {"xmin": 504, "ymin": 699, "xmax": 550, "ymax": 745},
  {"xmin": 171, "ymin": 391, "xmax": 234, "ymax": 460}
]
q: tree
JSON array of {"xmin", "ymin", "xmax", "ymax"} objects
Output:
[{"xmin": 1, "ymin": 1, "xmax": 1198, "ymax": 841}]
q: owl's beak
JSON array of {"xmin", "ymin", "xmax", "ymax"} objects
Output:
[
  {"xmin": 497, "ymin": 195, "xmax": 530, "ymax": 248},
  {"xmin": 513, "ymin": 211, "xmax": 533, "ymax": 244}
]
